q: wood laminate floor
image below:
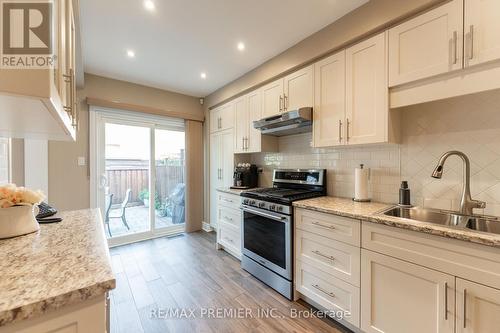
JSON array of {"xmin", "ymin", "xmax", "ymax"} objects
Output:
[{"xmin": 109, "ymin": 231, "xmax": 352, "ymax": 333}]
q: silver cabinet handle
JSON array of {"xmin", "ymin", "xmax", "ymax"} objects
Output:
[
  {"xmin": 312, "ymin": 221, "xmax": 335, "ymax": 230},
  {"xmin": 224, "ymin": 236, "xmax": 234, "ymax": 243},
  {"xmin": 222, "ymin": 198, "xmax": 233, "ymax": 203},
  {"xmin": 244, "ymin": 137, "xmax": 248, "ymax": 150},
  {"xmin": 469, "ymin": 25, "xmax": 474, "ymax": 60},
  {"xmin": 444, "ymin": 282, "xmax": 448, "ymax": 320},
  {"xmin": 284, "ymin": 94, "xmax": 288, "ymax": 111},
  {"xmin": 452, "ymin": 31, "xmax": 458, "ymax": 65},
  {"xmin": 312, "ymin": 284, "xmax": 335, "ymax": 298},
  {"xmin": 279, "ymin": 95, "xmax": 283, "ymax": 112},
  {"xmin": 63, "ymin": 69, "xmax": 76, "ymax": 127},
  {"xmin": 346, "ymin": 118, "xmax": 350, "ymax": 142},
  {"xmin": 338, "ymin": 120, "xmax": 343, "ymax": 143},
  {"xmin": 463, "ymin": 288, "xmax": 467, "ymax": 328},
  {"xmin": 312, "ymin": 250, "xmax": 335, "ymax": 261},
  {"xmin": 241, "ymin": 137, "xmax": 245, "ymax": 150},
  {"xmin": 223, "ymin": 215, "xmax": 233, "ymax": 222},
  {"xmin": 219, "ymin": 117, "xmax": 222, "ymax": 129}
]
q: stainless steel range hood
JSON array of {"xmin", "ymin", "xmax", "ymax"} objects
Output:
[{"xmin": 253, "ymin": 107, "xmax": 312, "ymax": 136}]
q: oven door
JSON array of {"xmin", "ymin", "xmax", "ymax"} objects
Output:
[{"xmin": 241, "ymin": 205, "xmax": 292, "ymax": 280}]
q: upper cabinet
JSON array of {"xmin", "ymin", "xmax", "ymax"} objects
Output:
[
  {"xmin": 0, "ymin": 0, "xmax": 78, "ymax": 141},
  {"xmin": 283, "ymin": 65, "xmax": 314, "ymax": 112},
  {"xmin": 261, "ymin": 65, "xmax": 314, "ymax": 118},
  {"xmin": 313, "ymin": 51, "xmax": 346, "ymax": 147},
  {"xmin": 233, "ymin": 90, "xmax": 277, "ymax": 154},
  {"xmin": 210, "ymin": 102, "xmax": 234, "ymax": 133},
  {"xmin": 314, "ymin": 32, "xmax": 393, "ymax": 148},
  {"xmin": 464, "ymin": 0, "xmax": 500, "ymax": 68},
  {"xmin": 346, "ymin": 32, "xmax": 388, "ymax": 145},
  {"xmin": 388, "ymin": 0, "xmax": 463, "ymax": 87}
]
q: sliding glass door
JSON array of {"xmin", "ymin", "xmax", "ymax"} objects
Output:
[{"xmin": 91, "ymin": 108, "xmax": 185, "ymax": 246}]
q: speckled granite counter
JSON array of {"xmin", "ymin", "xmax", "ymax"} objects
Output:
[
  {"xmin": 216, "ymin": 187, "xmax": 256, "ymax": 195},
  {"xmin": 294, "ymin": 196, "xmax": 500, "ymax": 248},
  {"xmin": 0, "ymin": 209, "xmax": 115, "ymax": 327}
]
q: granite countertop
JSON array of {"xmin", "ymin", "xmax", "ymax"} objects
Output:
[
  {"xmin": 293, "ymin": 196, "xmax": 500, "ymax": 248},
  {"xmin": 216, "ymin": 187, "xmax": 256, "ymax": 195},
  {"xmin": 0, "ymin": 209, "xmax": 116, "ymax": 327}
]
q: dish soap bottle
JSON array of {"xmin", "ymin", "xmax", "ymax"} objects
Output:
[{"xmin": 398, "ymin": 181, "xmax": 412, "ymax": 207}]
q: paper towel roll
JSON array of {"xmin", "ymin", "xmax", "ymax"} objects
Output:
[{"xmin": 354, "ymin": 164, "xmax": 370, "ymax": 201}]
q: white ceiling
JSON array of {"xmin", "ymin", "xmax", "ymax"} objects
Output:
[{"xmin": 80, "ymin": 0, "xmax": 368, "ymax": 97}]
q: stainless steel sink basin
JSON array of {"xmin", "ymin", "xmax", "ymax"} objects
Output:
[
  {"xmin": 465, "ymin": 217, "xmax": 500, "ymax": 235},
  {"xmin": 378, "ymin": 206, "xmax": 500, "ymax": 235},
  {"xmin": 381, "ymin": 206, "xmax": 469, "ymax": 227}
]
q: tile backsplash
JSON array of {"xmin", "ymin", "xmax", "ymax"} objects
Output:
[{"xmin": 250, "ymin": 89, "xmax": 500, "ymax": 215}]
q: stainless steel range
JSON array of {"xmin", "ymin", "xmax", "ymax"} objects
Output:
[{"xmin": 240, "ymin": 169, "xmax": 326, "ymax": 299}]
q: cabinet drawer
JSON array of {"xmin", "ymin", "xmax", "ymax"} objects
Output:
[
  {"xmin": 218, "ymin": 222, "xmax": 241, "ymax": 258},
  {"xmin": 295, "ymin": 208, "xmax": 360, "ymax": 246},
  {"xmin": 296, "ymin": 261, "xmax": 360, "ymax": 327},
  {"xmin": 217, "ymin": 192, "xmax": 241, "ymax": 209},
  {"xmin": 296, "ymin": 229, "xmax": 360, "ymax": 287},
  {"xmin": 217, "ymin": 205, "xmax": 241, "ymax": 229},
  {"xmin": 362, "ymin": 222, "xmax": 500, "ymax": 290}
]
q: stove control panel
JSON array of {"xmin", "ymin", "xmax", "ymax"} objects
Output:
[{"xmin": 241, "ymin": 198, "xmax": 291, "ymax": 215}]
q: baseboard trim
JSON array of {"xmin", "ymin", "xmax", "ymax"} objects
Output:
[{"xmin": 202, "ymin": 221, "xmax": 214, "ymax": 232}]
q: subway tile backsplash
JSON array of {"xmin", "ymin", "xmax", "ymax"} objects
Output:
[{"xmin": 250, "ymin": 89, "xmax": 500, "ymax": 216}]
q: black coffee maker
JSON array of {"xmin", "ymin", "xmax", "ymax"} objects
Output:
[{"xmin": 231, "ymin": 164, "xmax": 258, "ymax": 189}]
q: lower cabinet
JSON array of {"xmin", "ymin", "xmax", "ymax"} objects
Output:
[
  {"xmin": 216, "ymin": 192, "xmax": 241, "ymax": 259},
  {"xmin": 361, "ymin": 249, "xmax": 455, "ymax": 333},
  {"xmin": 457, "ymin": 278, "xmax": 500, "ymax": 333}
]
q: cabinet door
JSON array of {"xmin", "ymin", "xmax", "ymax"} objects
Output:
[
  {"xmin": 283, "ymin": 65, "xmax": 313, "ymax": 112},
  {"xmin": 234, "ymin": 96, "xmax": 248, "ymax": 153},
  {"xmin": 313, "ymin": 51, "xmax": 346, "ymax": 147},
  {"xmin": 346, "ymin": 32, "xmax": 388, "ymax": 145},
  {"xmin": 261, "ymin": 78, "xmax": 284, "ymax": 118},
  {"xmin": 210, "ymin": 107, "xmax": 221, "ymax": 133},
  {"xmin": 219, "ymin": 102, "xmax": 235, "ymax": 131},
  {"xmin": 209, "ymin": 134, "xmax": 221, "ymax": 227},
  {"xmin": 465, "ymin": 0, "xmax": 500, "ymax": 67},
  {"xmin": 220, "ymin": 130, "xmax": 234, "ymax": 188},
  {"xmin": 361, "ymin": 249, "xmax": 455, "ymax": 333},
  {"xmin": 388, "ymin": 0, "xmax": 463, "ymax": 86},
  {"xmin": 247, "ymin": 90, "xmax": 262, "ymax": 153},
  {"xmin": 456, "ymin": 278, "xmax": 500, "ymax": 333}
]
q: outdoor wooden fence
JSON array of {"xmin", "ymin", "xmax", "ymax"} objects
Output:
[{"xmin": 106, "ymin": 165, "xmax": 184, "ymax": 205}]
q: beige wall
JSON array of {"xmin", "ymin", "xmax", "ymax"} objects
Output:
[
  {"xmin": 204, "ymin": 0, "xmax": 446, "ymax": 109},
  {"xmin": 48, "ymin": 73, "xmax": 203, "ymax": 211}
]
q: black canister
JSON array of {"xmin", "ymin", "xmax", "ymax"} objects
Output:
[{"xmin": 399, "ymin": 181, "xmax": 411, "ymax": 207}]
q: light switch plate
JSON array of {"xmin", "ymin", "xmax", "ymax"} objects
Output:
[{"xmin": 77, "ymin": 156, "xmax": 86, "ymax": 166}]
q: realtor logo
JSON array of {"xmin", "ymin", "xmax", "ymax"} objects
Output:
[{"xmin": 1, "ymin": 0, "xmax": 55, "ymax": 68}]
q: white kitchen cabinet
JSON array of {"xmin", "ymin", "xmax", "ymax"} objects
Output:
[
  {"xmin": 233, "ymin": 91, "xmax": 277, "ymax": 154},
  {"xmin": 261, "ymin": 78, "xmax": 284, "ymax": 118},
  {"xmin": 216, "ymin": 191, "xmax": 242, "ymax": 259},
  {"xmin": 260, "ymin": 66, "xmax": 314, "ymax": 118},
  {"xmin": 210, "ymin": 102, "xmax": 234, "ymax": 133},
  {"xmin": 313, "ymin": 51, "xmax": 346, "ymax": 147},
  {"xmin": 456, "ymin": 278, "xmax": 500, "ymax": 333},
  {"xmin": 388, "ymin": 0, "xmax": 463, "ymax": 87},
  {"xmin": 234, "ymin": 96, "xmax": 249, "ymax": 153},
  {"xmin": 283, "ymin": 65, "xmax": 314, "ymax": 112},
  {"xmin": 361, "ymin": 249, "xmax": 455, "ymax": 333},
  {"xmin": 345, "ymin": 32, "xmax": 388, "ymax": 145},
  {"xmin": 0, "ymin": 0, "xmax": 78, "ymax": 141},
  {"xmin": 464, "ymin": 0, "xmax": 500, "ymax": 68},
  {"xmin": 209, "ymin": 130, "xmax": 234, "ymax": 227}
]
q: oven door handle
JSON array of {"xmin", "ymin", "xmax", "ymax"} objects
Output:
[{"xmin": 242, "ymin": 207, "xmax": 288, "ymax": 222}]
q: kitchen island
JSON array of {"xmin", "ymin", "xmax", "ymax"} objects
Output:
[{"xmin": 0, "ymin": 209, "xmax": 115, "ymax": 332}]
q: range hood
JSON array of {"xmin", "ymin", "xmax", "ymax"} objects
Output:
[{"xmin": 253, "ymin": 107, "xmax": 312, "ymax": 136}]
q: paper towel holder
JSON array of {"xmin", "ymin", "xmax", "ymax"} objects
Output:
[{"xmin": 353, "ymin": 164, "xmax": 371, "ymax": 202}]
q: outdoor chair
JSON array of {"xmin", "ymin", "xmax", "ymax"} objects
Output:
[
  {"xmin": 108, "ymin": 188, "xmax": 132, "ymax": 232},
  {"xmin": 104, "ymin": 193, "xmax": 114, "ymax": 237}
]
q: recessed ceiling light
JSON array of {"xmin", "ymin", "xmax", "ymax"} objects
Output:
[
  {"xmin": 200, "ymin": 72, "xmax": 207, "ymax": 79},
  {"xmin": 126, "ymin": 50, "xmax": 135, "ymax": 58},
  {"xmin": 144, "ymin": 0, "xmax": 155, "ymax": 11},
  {"xmin": 237, "ymin": 42, "xmax": 245, "ymax": 51}
]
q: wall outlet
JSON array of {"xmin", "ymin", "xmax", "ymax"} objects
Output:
[{"xmin": 77, "ymin": 156, "xmax": 86, "ymax": 166}]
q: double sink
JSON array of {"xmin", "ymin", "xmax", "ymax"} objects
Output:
[{"xmin": 379, "ymin": 206, "xmax": 500, "ymax": 235}]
